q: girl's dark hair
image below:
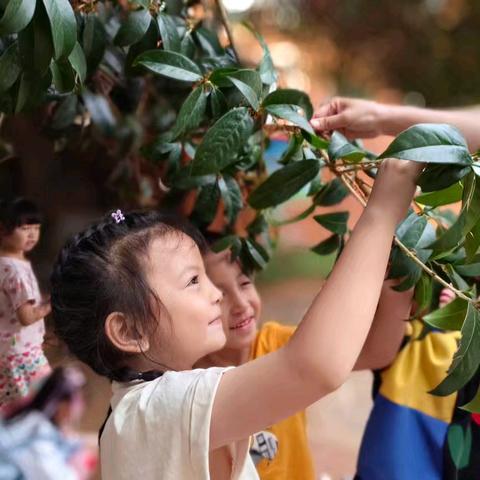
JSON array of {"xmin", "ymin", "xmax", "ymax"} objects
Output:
[
  {"xmin": 4, "ymin": 367, "xmax": 85, "ymax": 425},
  {"xmin": 0, "ymin": 198, "xmax": 42, "ymax": 233},
  {"xmin": 50, "ymin": 210, "xmax": 207, "ymax": 382}
]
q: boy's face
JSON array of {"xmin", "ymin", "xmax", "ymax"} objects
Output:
[
  {"xmin": 204, "ymin": 250, "xmax": 261, "ymax": 352},
  {"xmin": 0, "ymin": 224, "xmax": 41, "ymax": 254}
]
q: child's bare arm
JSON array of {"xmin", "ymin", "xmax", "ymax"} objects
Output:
[
  {"xmin": 354, "ymin": 280, "xmax": 413, "ymax": 371},
  {"xmin": 16, "ymin": 301, "xmax": 51, "ymax": 326},
  {"xmin": 210, "ymin": 159, "xmax": 422, "ymax": 449},
  {"xmin": 311, "ymin": 97, "xmax": 480, "ymax": 151}
]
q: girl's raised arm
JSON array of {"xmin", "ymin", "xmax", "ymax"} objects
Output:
[{"xmin": 210, "ymin": 159, "xmax": 422, "ymax": 449}]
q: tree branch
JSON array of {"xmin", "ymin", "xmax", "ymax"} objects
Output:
[{"xmin": 214, "ymin": 0, "xmax": 240, "ymax": 61}]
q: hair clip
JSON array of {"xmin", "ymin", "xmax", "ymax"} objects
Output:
[{"xmin": 111, "ymin": 209, "xmax": 125, "ymax": 224}]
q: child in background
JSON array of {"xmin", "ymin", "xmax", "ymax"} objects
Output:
[
  {"xmin": 50, "ymin": 158, "xmax": 420, "ymax": 480},
  {"xmin": 0, "ymin": 366, "xmax": 98, "ymax": 479},
  {"xmin": 196, "ymin": 237, "xmax": 413, "ymax": 480},
  {"xmin": 0, "ymin": 198, "xmax": 51, "ymax": 407},
  {"xmin": 313, "ymin": 98, "xmax": 480, "ymax": 479}
]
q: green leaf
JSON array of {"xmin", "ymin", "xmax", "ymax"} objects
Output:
[
  {"xmin": 431, "ymin": 303, "xmax": 480, "ymax": 396},
  {"xmin": 416, "ymin": 182, "xmax": 463, "ymax": 207},
  {"xmin": 157, "ymin": 13, "xmax": 181, "ymax": 52},
  {"xmin": 211, "ymin": 235, "xmax": 241, "ymax": 254},
  {"xmin": 314, "ymin": 178, "xmax": 350, "ymax": 206},
  {"xmin": 242, "ymin": 23, "xmax": 277, "ymax": 85},
  {"xmin": 82, "ymin": 14, "xmax": 106, "ymax": 73},
  {"xmin": 209, "ymin": 87, "xmax": 227, "ymax": 119},
  {"xmin": 248, "ymin": 159, "xmax": 320, "ymax": 209},
  {"xmin": 328, "ymin": 131, "xmax": 365, "ymax": 163},
  {"xmin": 311, "ymin": 234, "xmax": 341, "ymax": 256},
  {"xmin": 226, "ymin": 70, "xmax": 262, "ymax": 110},
  {"xmin": 454, "ymin": 262, "xmax": 480, "ymax": 277},
  {"xmin": 0, "ymin": 0, "xmax": 36, "ymax": 34},
  {"xmin": 265, "ymin": 104, "xmax": 314, "ymax": 135},
  {"xmin": 0, "ymin": 42, "xmax": 21, "ymax": 91},
  {"xmin": 278, "ymin": 133, "xmax": 303, "ymax": 165},
  {"xmin": 172, "ymin": 86, "xmax": 208, "ymax": 138},
  {"xmin": 379, "ymin": 124, "xmax": 472, "ymax": 165},
  {"xmin": 190, "ymin": 180, "xmax": 220, "ymax": 227},
  {"xmin": 114, "ymin": 8, "xmax": 151, "ymax": 47},
  {"xmin": 51, "ymin": 95, "xmax": 78, "ymax": 130},
  {"xmin": 219, "ymin": 175, "xmax": 243, "ymax": 226},
  {"xmin": 134, "ymin": 49, "xmax": 203, "ymax": 82},
  {"xmin": 447, "ymin": 424, "xmax": 472, "ymax": 469},
  {"xmin": 244, "ymin": 238, "xmax": 268, "ymax": 270},
  {"xmin": 465, "ymin": 220, "xmax": 480, "ymax": 261},
  {"xmin": 68, "ymin": 41, "xmax": 87, "ymax": 84},
  {"xmin": 418, "ymin": 164, "xmax": 471, "ymax": 193},
  {"xmin": 414, "ymin": 273, "xmax": 433, "ymax": 314},
  {"xmin": 461, "ymin": 385, "xmax": 480, "ymax": 413},
  {"xmin": 50, "ymin": 59, "xmax": 75, "ymax": 93},
  {"xmin": 303, "ymin": 131, "xmax": 330, "ymax": 149},
  {"xmin": 82, "ymin": 90, "xmax": 116, "ymax": 135},
  {"xmin": 191, "ymin": 107, "xmax": 254, "ymax": 175},
  {"xmin": 423, "ymin": 297, "xmax": 468, "ymax": 331},
  {"xmin": 31, "ymin": 3, "xmax": 53, "ymax": 74},
  {"xmin": 314, "ymin": 211, "xmax": 349, "ymax": 235},
  {"xmin": 263, "ymin": 89, "xmax": 313, "ymax": 119},
  {"xmin": 42, "ymin": 0, "xmax": 76, "ymax": 59}
]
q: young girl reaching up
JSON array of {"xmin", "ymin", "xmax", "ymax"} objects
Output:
[
  {"xmin": 0, "ymin": 198, "xmax": 51, "ymax": 407},
  {"xmin": 50, "ymin": 158, "xmax": 421, "ymax": 480}
]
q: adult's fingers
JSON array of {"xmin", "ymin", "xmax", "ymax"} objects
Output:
[{"xmin": 311, "ymin": 113, "xmax": 347, "ymax": 133}]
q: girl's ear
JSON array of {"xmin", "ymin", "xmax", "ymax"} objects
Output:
[{"xmin": 105, "ymin": 312, "xmax": 150, "ymax": 353}]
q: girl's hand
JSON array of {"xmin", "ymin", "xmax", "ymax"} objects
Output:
[
  {"xmin": 439, "ymin": 288, "xmax": 456, "ymax": 308},
  {"xmin": 367, "ymin": 158, "xmax": 424, "ymax": 226},
  {"xmin": 311, "ymin": 97, "xmax": 389, "ymax": 139}
]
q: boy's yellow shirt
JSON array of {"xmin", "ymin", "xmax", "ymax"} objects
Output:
[{"xmin": 250, "ymin": 321, "xmax": 315, "ymax": 480}]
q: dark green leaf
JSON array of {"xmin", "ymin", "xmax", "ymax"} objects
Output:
[
  {"xmin": 454, "ymin": 262, "xmax": 480, "ymax": 277},
  {"xmin": 270, "ymin": 204, "xmax": 316, "ymax": 227},
  {"xmin": 311, "ymin": 234, "xmax": 341, "ymax": 256},
  {"xmin": 0, "ymin": 0, "xmax": 36, "ymax": 34},
  {"xmin": 328, "ymin": 131, "xmax": 365, "ymax": 163},
  {"xmin": 68, "ymin": 41, "xmax": 87, "ymax": 84},
  {"xmin": 192, "ymin": 107, "xmax": 254, "ymax": 175},
  {"xmin": 211, "ymin": 235, "xmax": 241, "ymax": 254},
  {"xmin": 180, "ymin": 31, "xmax": 195, "ymax": 58},
  {"xmin": 82, "ymin": 90, "xmax": 116, "ymax": 135},
  {"xmin": 157, "ymin": 13, "xmax": 181, "ymax": 52},
  {"xmin": 31, "ymin": 2, "xmax": 53, "ymax": 74},
  {"xmin": 444, "ymin": 264, "xmax": 470, "ymax": 291},
  {"xmin": 418, "ymin": 164, "xmax": 471, "ymax": 193},
  {"xmin": 247, "ymin": 214, "xmax": 268, "ymax": 235},
  {"xmin": 209, "ymin": 87, "xmax": 227, "ymax": 119},
  {"xmin": 461, "ymin": 385, "xmax": 480, "ymax": 413},
  {"xmin": 42, "ymin": 0, "xmax": 76, "ymax": 59},
  {"xmin": 51, "ymin": 95, "xmax": 78, "ymax": 130},
  {"xmin": 219, "ymin": 175, "xmax": 243, "ymax": 226},
  {"xmin": 416, "ymin": 182, "xmax": 463, "ymax": 207},
  {"xmin": 50, "ymin": 59, "xmax": 75, "ymax": 93},
  {"xmin": 172, "ymin": 86, "xmax": 208, "ymax": 138},
  {"xmin": 414, "ymin": 273, "xmax": 433, "ymax": 314},
  {"xmin": 244, "ymin": 238, "xmax": 268, "ymax": 270},
  {"xmin": 423, "ymin": 297, "xmax": 468, "ymax": 331},
  {"xmin": 0, "ymin": 42, "xmax": 20, "ymax": 91},
  {"xmin": 248, "ymin": 159, "xmax": 320, "ymax": 209},
  {"xmin": 314, "ymin": 211, "xmax": 349, "ymax": 235},
  {"xmin": 114, "ymin": 8, "xmax": 151, "ymax": 47},
  {"xmin": 194, "ymin": 27, "xmax": 223, "ymax": 56},
  {"xmin": 82, "ymin": 14, "xmax": 106, "ymax": 73},
  {"xmin": 279, "ymin": 133, "xmax": 303, "ymax": 165},
  {"xmin": 134, "ymin": 49, "xmax": 203, "ymax": 82},
  {"xmin": 379, "ymin": 124, "xmax": 472, "ymax": 165},
  {"xmin": 465, "ymin": 220, "xmax": 480, "ymax": 261},
  {"xmin": 431, "ymin": 303, "xmax": 480, "ymax": 396},
  {"xmin": 314, "ymin": 178, "xmax": 349, "ymax": 206},
  {"xmin": 190, "ymin": 180, "xmax": 220, "ymax": 227},
  {"xmin": 263, "ymin": 89, "xmax": 313, "ymax": 119},
  {"xmin": 226, "ymin": 69, "xmax": 262, "ymax": 110},
  {"xmin": 447, "ymin": 425, "xmax": 472, "ymax": 469}
]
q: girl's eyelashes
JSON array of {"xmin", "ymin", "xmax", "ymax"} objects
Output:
[
  {"xmin": 187, "ymin": 275, "xmax": 200, "ymax": 287},
  {"xmin": 239, "ymin": 277, "xmax": 252, "ymax": 287}
]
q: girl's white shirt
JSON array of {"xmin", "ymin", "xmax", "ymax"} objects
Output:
[{"xmin": 101, "ymin": 367, "xmax": 259, "ymax": 480}]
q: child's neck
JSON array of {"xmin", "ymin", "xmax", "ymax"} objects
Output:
[
  {"xmin": 0, "ymin": 247, "xmax": 26, "ymax": 261},
  {"xmin": 198, "ymin": 345, "xmax": 251, "ymax": 368}
]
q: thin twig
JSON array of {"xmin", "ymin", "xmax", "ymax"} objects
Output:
[{"xmin": 214, "ymin": 0, "xmax": 240, "ymax": 61}]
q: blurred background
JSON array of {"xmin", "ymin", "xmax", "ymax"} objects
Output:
[{"xmin": 3, "ymin": 0, "xmax": 480, "ymax": 478}]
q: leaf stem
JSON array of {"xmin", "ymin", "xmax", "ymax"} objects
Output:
[{"xmin": 214, "ymin": 0, "xmax": 240, "ymax": 62}]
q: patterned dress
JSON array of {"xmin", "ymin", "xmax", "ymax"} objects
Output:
[{"xmin": 0, "ymin": 257, "xmax": 50, "ymax": 407}]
